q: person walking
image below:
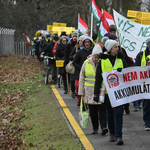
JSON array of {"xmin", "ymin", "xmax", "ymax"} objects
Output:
[
  {"xmin": 73, "ymin": 36, "xmax": 93, "ymax": 106},
  {"xmin": 135, "ymin": 38, "xmax": 150, "ymax": 131},
  {"xmin": 93, "ymin": 38, "xmax": 128, "ymax": 145},
  {"xmin": 78, "ymin": 43, "xmax": 108, "ymax": 135},
  {"xmin": 55, "ymin": 36, "xmax": 68, "ymax": 94},
  {"xmin": 69, "ymin": 35, "xmax": 86, "ymax": 103}
]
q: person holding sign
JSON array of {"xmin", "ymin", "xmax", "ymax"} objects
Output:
[
  {"xmin": 93, "ymin": 38, "xmax": 128, "ymax": 145},
  {"xmin": 135, "ymin": 38, "xmax": 150, "ymax": 131}
]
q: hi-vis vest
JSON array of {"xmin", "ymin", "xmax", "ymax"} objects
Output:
[
  {"xmin": 101, "ymin": 58, "xmax": 123, "ymax": 94},
  {"xmin": 141, "ymin": 50, "xmax": 146, "ymax": 66},
  {"xmin": 141, "ymin": 50, "xmax": 150, "ymax": 66},
  {"xmin": 84, "ymin": 59, "xmax": 95, "ymax": 87}
]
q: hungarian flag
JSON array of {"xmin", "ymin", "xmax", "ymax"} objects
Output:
[
  {"xmin": 23, "ymin": 33, "xmax": 35, "ymax": 48},
  {"xmin": 98, "ymin": 10, "xmax": 115, "ymax": 44},
  {"xmin": 102, "ymin": 9, "xmax": 115, "ymax": 26},
  {"xmin": 78, "ymin": 15, "xmax": 88, "ymax": 35},
  {"xmin": 92, "ymin": 0, "xmax": 102, "ymax": 24},
  {"xmin": 98, "ymin": 14, "xmax": 110, "ymax": 44}
]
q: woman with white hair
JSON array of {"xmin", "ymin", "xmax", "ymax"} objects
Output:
[{"xmin": 93, "ymin": 38, "xmax": 128, "ymax": 145}]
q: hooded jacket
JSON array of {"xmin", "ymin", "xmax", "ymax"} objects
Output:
[
  {"xmin": 78, "ymin": 56, "xmax": 102, "ymax": 104},
  {"xmin": 73, "ymin": 37, "xmax": 93, "ymax": 80},
  {"xmin": 94, "ymin": 51, "xmax": 128, "ymax": 95}
]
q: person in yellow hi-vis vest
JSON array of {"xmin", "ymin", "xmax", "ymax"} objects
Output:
[
  {"xmin": 135, "ymin": 39, "xmax": 150, "ymax": 131},
  {"xmin": 93, "ymin": 39, "xmax": 128, "ymax": 145},
  {"xmin": 78, "ymin": 43, "xmax": 108, "ymax": 135}
]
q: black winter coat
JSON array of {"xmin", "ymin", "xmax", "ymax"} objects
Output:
[
  {"xmin": 55, "ymin": 43, "xmax": 66, "ymax": 74},
  {"xmin": 43, "ymin": 41, "xmax": 55, "ymax": 64},
  {"xmin": 94, "ymin": 51, "xmax": 128, "ymax": 95},
  {"xmin": 135, "ymin": 47, "xmax": 150, "ymax": 66},
  {"xmin": 73, "ymin": 48, "xmax": 93, "ymax": 80},
  {"xmin": 64, "ymin": 39, "xmax": 77, "ymax": 67}
]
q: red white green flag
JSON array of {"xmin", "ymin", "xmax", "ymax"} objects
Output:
[
  {"xmin": 98, "ymin": 14, "xmax": 110, "ymax": 44},
  {"xmin": 92, "ymin": 0, "xmax": 102, "ymax": 24},
  {"xmin": 98, "ymin": 10, "xmax": 115, "ymax": 44},
  {"xmin": 78, "ymin": 15, "xmax": 88, "ymax": 35},
  {"xmin": 23, "ymin": 33, "xmax": 35, "ymax": 48}
]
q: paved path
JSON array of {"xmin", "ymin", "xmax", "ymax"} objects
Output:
[{"xmin": 50, "ymin": 81, "xmax": 149, "ymax": 150}]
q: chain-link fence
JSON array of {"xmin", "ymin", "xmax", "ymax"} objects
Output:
[{"xmin": 0, "ymin": 27, "xmax": 15, "ymax": 55}]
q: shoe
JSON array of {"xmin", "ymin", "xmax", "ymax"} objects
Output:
[
  {"xmin": 134, "ymin": 107, "xmax": 138, "ymax": 112},
  {"xmin": 138, "ymin": 103, "xmax": 142, "ymax": 109},
  {"xmin": 92, "ymin": 129, "xmax": 98, "ymax": 134},
  {"xmin": 77, "ymin": 101, "xmax": 80, "ymax": 106},
  {"xmin": 110, "ymin": 135, "xmax": 115, "ymax": 142},
  {"xmin": 101, "ymin": 128, "xmax": 108, "ymax": 135},
  {"xmin": 116, "ymin": 138, "xmax": 124, "ymax": 145},
  {"xmin": 145, "ymin": 127, "xmax": 150, "ymax": 131},
  {"xmin": 64, "ymin": 90, "xmax": 67, "ymax": 94},
  {"xmin": 124, "ymin": 108, "xmax": 130, "ymax": 115},
  {"xmin": 71, "ymin": 92, "xmax": 76, "ymax": 99}
]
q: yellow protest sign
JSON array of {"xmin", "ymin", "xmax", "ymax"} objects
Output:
[
  {"xmin": 52, "ymin": 27, "xmax": 75, "ymax": 36},
  {"xmin": 130, "ymin": 18, "xmax": 150, "ymax": 25},
  {"xmin": 53, "ymin": 22, "xmax": 67, "ymax": 27},
  {"xmin": 127, "ymin": 10, "xmax": 150, "ymax": 18},
  {"xmin": 47, "ymin": 25, "xmax": 53, "ymax": 32}
]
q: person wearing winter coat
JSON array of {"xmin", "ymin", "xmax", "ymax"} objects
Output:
[
  {"xmin": 69, "ymin": 34, "xmax": 86, "ymax": 101},
  {"xmin": 73, "ymin": 36, "xmax": 94, "ymax": 106},
  {"xmin": 93, "ymin": 39, "xmax": 128, "ymax": 145},
  {"xmin": 135, "ymin": 38, "xmax": 150, "ymax": 131},
  {"xmin": 78, "ymin": 44, "xmax": 108, "ymax": 135},
  {"xmin": 55, "ymin": 36, "xmax": 68, "ymax": 94},
  {"xmin": 64, "ymin": 30, "xmax": 77, "ymax": 98}
]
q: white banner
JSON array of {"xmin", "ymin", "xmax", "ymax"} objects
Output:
[
  {"xmin": 102, "ymin": 66, "xmax": 150, "ymax": 107},
  {"xmin": 113, "ymin": 10, "xmax": 150, "ymax": 58}
]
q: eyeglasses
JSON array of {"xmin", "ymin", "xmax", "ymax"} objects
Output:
[{"xmin": 62, "ymin": 40, "xmax": 67, "ymax": 42}]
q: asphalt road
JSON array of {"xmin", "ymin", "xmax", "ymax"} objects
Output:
[{"xmin": 50, "ymin": 80, "xmax": 150, "ymax": 150}]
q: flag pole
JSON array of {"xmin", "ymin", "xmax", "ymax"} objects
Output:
[
  {"xmin": 77, "ymin": 13, "xmax": 79, "ymax": 41},
  {"xmin": 113, "ymin": 9, "xmax": 122, "ymax": 51},
  {"xmin": 91, "ymin": 13, "xmax": 93, "ymax": 38}
]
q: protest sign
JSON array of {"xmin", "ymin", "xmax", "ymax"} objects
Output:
[
  {"xmin": 113, "ymin": 10, "xmax": 150, "ymax": 58},
  {"xmin": 130, "ymin": 18, "xmax": 150, "ymax": 25},
  {"xmin": 102, "ymin": 66, "xmax": 150, "ymax": 107},
  {"xmin": 127, "ymin": 10, "xmax": 150, "ymax": 18}
]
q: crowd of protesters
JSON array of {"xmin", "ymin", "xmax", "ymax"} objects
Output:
[{"xmin": 32, "ymin": 25, "xmax": 150, "ymax": 146}]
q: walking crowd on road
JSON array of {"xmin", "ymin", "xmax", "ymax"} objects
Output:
[{"xmin": 32, "ymin": 25, "xmax": 150, "ymax": 146}]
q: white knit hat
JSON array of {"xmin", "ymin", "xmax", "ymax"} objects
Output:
[
  {"xmin": 92, "ymin": 44, "xmax": 102, "ymax": 55},
  {"xmin": 105, "ymin": 39, "xmax": 118, "ymax": 52},
  {"xmin": 78, "ymin": 35, "xmax": 86, "ymax": 42}
]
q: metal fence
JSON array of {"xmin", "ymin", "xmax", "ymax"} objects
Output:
[
  {"xmin": 0, "ymin": 27, "xmax": 15, "ymax": 55},
  {"xmin": 15, "ymin": 41, "xmax": 32, "ymax": 55}
]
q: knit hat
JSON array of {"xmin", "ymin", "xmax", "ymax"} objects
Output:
[
  {"xmin": 47, "ymin": 34, "xmax": 50, "ymax": 38},
  {"xmin": 105, "ymin": 39, "xmax": 118, "ymax": 52},
  {"xmin": 92, "ymin": 44, "xmax": 102, "ymax": 55},
  {"xmin": 53, "ymin": 36, "xmax": 59, "ymax": 41},
  {"xmin": 104, "ymin": 33, "xmax": 118, "ymax": 40},
  {"xmin": 50, "ymin": 33, "xmax": 55, "ymax": 37},
  {"xmin": 146, "ymin": 38, "xmax": 150, "ymax": 49},
  {"xmin": 72, "ymin": 30, "xmax": 78, "ymax": 37},
  {"xmin": 78, "ymin": 35, "xmax": 86, "ymax": 42},
  {"xmin": 101, "ymin": 36, "xmax": 109, "ymax": 44},
  {"xmin": 92, "ymin": 33, "xmax": 97, "ymax": 41}
]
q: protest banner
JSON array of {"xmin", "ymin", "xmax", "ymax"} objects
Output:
[
  {"xmin": 130, "ymin": 18, "xmax": 150, "ymax": 25},
  {"xmin": 53, "ymin": 22, "xmax": 67, "ymax": 27},
  {"xmin": 127, "ymin": 10, "xmax": 150, "ymax": 18},
  {"xmin": 47, "ymin": 25, "xmax": 53, "ymax": 32},
  {"xmin": 113, "ymin": 10, "xmax": 150, "ymax": 58},
  {"xmin": 102, "ymin": 66, "xmax": 150, "ymax": 107},
  {"xmin": 52, "ymin": 27, "xmax": 75, "ymax": 36}
]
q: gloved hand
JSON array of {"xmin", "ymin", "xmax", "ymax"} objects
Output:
[
  {"xmin": 117, "ymin": 68, "xmax": 122, "ymax": 72},
  {"xmin": 93, "ymin": 94, "xmax": 99, "ymax": 102}
]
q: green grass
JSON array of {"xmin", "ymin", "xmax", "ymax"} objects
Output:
[{"xmin": 20, "ymin": 77, "xmax": 83, "ymax": 150}]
